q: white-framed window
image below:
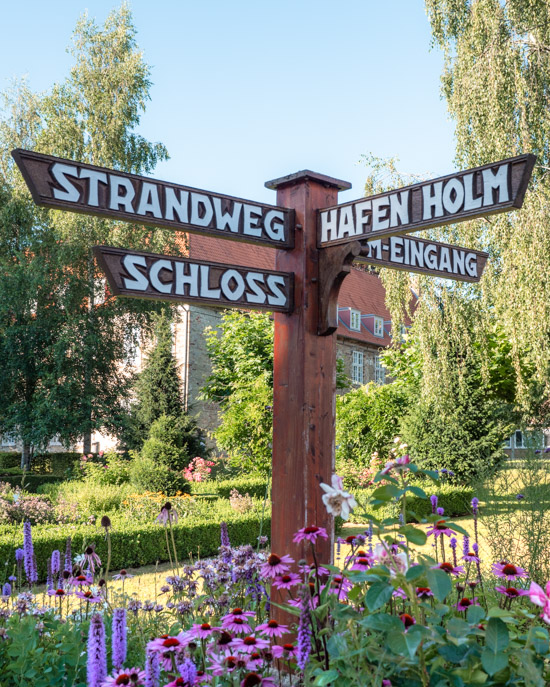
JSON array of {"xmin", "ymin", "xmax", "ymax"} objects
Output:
[
  {"xmin": 374, "ymin": 316, "xmax": 384, "ymax": 338},
  {"xmin": 351, "ymin": 350, "xmax": 364, "ymax": 384},
  {"xmin": 374, "ymin": 354, "xmax": 386, "ymax": 384},
  {"xmin": 503, "ymin": 435, "xmax": 512, "ymax": 448},
  {"xmin": 0, "ymin": 433, "xmax": 17, "ymax": 447},
  {"xmin": 350, "ymin": 309, "xmax": 361, "ymax": 332},
  {"xmin": 505, "ymin": 430, "xmax": 545, "ymax": 449},
  {"xmin": 515, "ymin": 430, "xmax": 525, "ymax": 448}
]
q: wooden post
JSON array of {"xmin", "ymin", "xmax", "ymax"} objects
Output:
[{"xmin": 265, "ymin": 170, "xmax": 351, "ymax": 574}]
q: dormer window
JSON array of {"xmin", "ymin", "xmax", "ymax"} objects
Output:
[
  {"xmin": 350, "ymin": 309, "xmax": 361, "ymax": 331},
  {"xmin": 374, "ymin": 316, "xmax": 384, "ymax": 337}
]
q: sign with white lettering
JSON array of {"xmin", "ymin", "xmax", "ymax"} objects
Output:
[
  {"xmin": 318, "ymin": 154, "xmax": 536, "ymax": 248},
  {"xmin": 93, "ymin": 245, "xmax": 294, "ymax": 313},
  {"xmin": 357, "ymin": 235, "xmax": 488, "ymax": 282},
  {"xmin": 12, "ymin": 150, "xmax": 294, "ymax": 249}
]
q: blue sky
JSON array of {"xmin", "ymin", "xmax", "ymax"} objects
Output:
[{"xmin": 0, "ymin": 1, "xmax": 456, "ymax": 205}]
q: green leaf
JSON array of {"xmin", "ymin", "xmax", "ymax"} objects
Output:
[
  {"xmin": 405, "ymin": 485, "xmax": 428, "ymax": 499},
  {"xmin": 426, "ymin": 567, "xmax": 452, "ymax": 601},
  {"xmin": 444, "ymin": 522, "xmax": 470, "ymax": 536},
  {"xmin": 466, "ymin": 605, "xmax": 486, "ymax": 625},
  {"xmin": 314, "ymin": 670, "xmax": 340, "ymax": 685},
  {"xmin": 387, "ymin": 628, "xmax": 423, "ymax": 659},
  {"xmin": 399, "ymin": 525, "xmax": 427, "ymax": 545},
  {"xmin": 485, "ymin": 617, "xmax": 509, "ymax": 653},
  {"xmin": 481, "ymin": 648, "xmax": 508, "ymax": 676},
  {"xmin": 366, "ymin": 581, "xmax": 394, "ymax": 611},
  {"xmin": 371, "ymin": 484, "xmax": 401, "ymax": 502},
  {"xmin": 360, "ymin": 613, "xmax": 403, "ymax": 632},
  {"xmin": 406, "ymin": 564, "xmax": 427, "ymax": 581}
]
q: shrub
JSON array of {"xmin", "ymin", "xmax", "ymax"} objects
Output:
[
  {"xmin": 190, "ymin": 476, "xmax": 269, "ymax": 500},
  {"xmin": 81, "ymin": 451, "xmax": 131, "ymax": 486},
  {"xmin": 129, "ymin": 455, "xmax": 190, "ymax": 495},
  {"xmin": 183, "ymin": 456, "xmax": 216, "ymax": 482},
  {"xmin": 0, "ymin": 474, "xmax": 61, "ymax": 492},
  {"xmin": 229, "ymin": 488, "xmax": 254, "ymax": 514},
  {"xmin": 52, "ymin": 480, "xmax": 134, "ymax": 517},
  {"xmin": 0, "ymin": 494, "xmax": 56, "ymax": 525}
]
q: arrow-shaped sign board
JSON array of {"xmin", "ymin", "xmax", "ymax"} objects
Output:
[
  {"xmin": 93, "ymin": 245, "xmax": 294, "ymax": 313},
  {"xmin": 318, "ymin": 154, "xmax": 536, "ymax": 248},
  {"xmin": 12, "ymin": 149, "xmax": 294, "ymax": 250},
  {"xmin": 357, "ymin": 235, "xmax": 489, "ymax": 283}
]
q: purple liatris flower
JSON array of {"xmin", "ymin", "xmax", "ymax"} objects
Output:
[
  {"xmin": 436, "ymin": 507, "xmax": 445, "ymax": 516},
  {"xmin": 297, "ymin": 585, "xmax": 312, "ymax": 671},
  {"xmin": 220, "ymin": 521, "xmax": 230, "ymax": 548},
  {"xmin": 112, "ymin": 608, "xmax": 127, "ymax": 670},
  {"xmin": 46, "ymin": 560, "xmax": 53, "ymax": 591},
  {"xmin": 144, "ymin": 648, "xmax": 160, "ymax": 687},
  {"xmin": 65, "ymin": 537, "xmax": 72, "ymax": 573},
  {"xmin": 87, "ymin": 613, "xmax": 107, "ymax": 687},
  {"xmin": 471, "ymin": 497, "xmax": 479, "ymax": 514},
  {"xmin": 462, "ymin": 536, "xmax": 470, "ymax": 558},
  {"xmin": 23, "ymin": 521, "xmax": 37, "ymax": 584},
  {"xmin": 178, "ymin": 658, "xmax": 197, "ymax": 686},
  {"xmin": 2, "ymin": 582, "xmax": 11, "ymax": 597},
  {"xmin": 430, "ymin": 495, "xmax": 438, "ymax": 513},
  {"xmin": 15, "ymin": 548, "xmax": 24, "ymax": 564},
  {"xmin": 51, "ymin": 550, "xmax": 61, "ymax": 576},
  {"xmin": 450, "ymin": 537, "xmax": 457, "ymax": 566}
]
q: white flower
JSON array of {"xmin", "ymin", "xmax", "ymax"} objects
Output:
[
  {"xmin": 372, "ymin": 543, "xmax": 409, "ymax": 576},
  {"xmin": 320, "ymin": 474, "xmax": 357, "ymax": 520}
]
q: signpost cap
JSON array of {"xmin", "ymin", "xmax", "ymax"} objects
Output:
[{"xmin": 265, "ymin": 169, "xmax": 352, "ymax": 191}]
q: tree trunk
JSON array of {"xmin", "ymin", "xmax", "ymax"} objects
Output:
[
  {"xmin": 82, "ymin": 433, "xmax": 92, "ymax": 455},
  {"xmin": 21, "ymin": 444, "xmax": 32, "ymax": 471}
]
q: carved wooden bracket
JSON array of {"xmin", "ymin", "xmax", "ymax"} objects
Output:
[{"xmin": 318, "ymin": 240, "xmax": 361, "ymax": 336}]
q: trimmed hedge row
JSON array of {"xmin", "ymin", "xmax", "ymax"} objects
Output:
[
  {"xmin": 346, "ymin": 483, "xmax": 474, "ymax": 524},
  {"xmin": 190, "ymin": 476, "xmax": 269, "ymax": 500},
  {"xmin": 0, "ymin": 452, "xmax": 81, "ymax": 474},
  {"xmin": 0, "ymin": 512, "xmax": 271, "ymax": 583}
]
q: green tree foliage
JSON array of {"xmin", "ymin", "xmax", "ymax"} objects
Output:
[
  {"xmin": 202, "ymin": 310, "xmax": 348, "ymax": 474},
  {"xmin": 0, "ymin": 6, "xmax": 182, "ymax": 465},
  {"xmin": 140, "ymin": 414, "xmax": 207, "ymax": 471},
  {"xmin": 131, "ymin": 313, "xmax": 184, "ymax": 444},
  {"xmin": 380, "ymin": 0, "xmax": 550, "ymax": 424},
  {"xmin": 336, "ymin": 382, "xmax": 408, "ymax": 471}
]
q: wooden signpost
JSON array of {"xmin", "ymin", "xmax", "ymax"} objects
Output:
[{"xmin": 13, "ymin": 149, "xmax": 536, "ymax": 592}]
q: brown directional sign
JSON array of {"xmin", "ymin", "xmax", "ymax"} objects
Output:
[
  {"xmin": 93, "ymin": 245, "xmax": 294, "ymax": 313},
  {"xmin": 12, "ymin": 149, "xmax": 294, "ymax": 249},
  {"xmin": 357, "ymin": 235, "xmax": 489, "ymax": 283},
  {"xmin": 318, "ymin": 153, "xmax": 536, "ymax": 248}
]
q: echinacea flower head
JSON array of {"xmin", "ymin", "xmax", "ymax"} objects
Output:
[
  {"xmin": 416, "ymin": 586, "xmax": 433, "ymax": 599},
  {"xmin": 351, "ymin": 555, "xmax": 372, "ymax": 572},
  {"xmin": 188, "ymin": 622, "xmax": 218, "ymax": 639},
  {"xmin": 495, "ymin": 585, "xmax": 529, "ymax": 598},
  {"xmin": 48, "ymin": 588, "xmax": 73, "ymax": 598},
  {"xmin": 492, "ymin": 562, "xmax": 528, "ymax": 581},
  {"xmin": 147, "ymin": 632, "xmax": 186, "ymax": 654},
  {"xmin": 113, "ymin": 570, "xmax": 134, "ymax": 581},
  {"xmin": 255, "ymin": 619, "xmax": 289, "ymax": 638},
  {"xmin": 76, "ymin": 590, "xmax": 102, "ymax": 603},
  {"xmin": 71, "ymin": 573, "xmax": 93, "ymax": 586},
  {"xmin": 272, "ymin": 572, "xmax": 301, "ymax": 590},
  {"xmin": 156, "ymin": 502, "xmax": 178, "ymax": 526},
  {"xmin": 319, "ymin": 474, "xmax": 357, "ymax": 520},
  {"xmin": 271, "ymin": 643, "xmax": 298, "ymax": 660},
  {"xmin": 400, "ymin": 613, "xmax": 415, "ymax": 628},
  {"xmin": 240, "ymin": 673, "xmax": 276, "ymax": 687},
  {"xmin": 462, "ymin": 550, "xmax": 480, "ymax": 563},
  {"xmin": 259, "ymin": 553, "xmax": 294, "ymax": 579},
  {"xmin": 293, "ymin": 526, "xmax": 328, "ymax": 544},
  {"xmin": 231, "ymin": 635, "xmax": 270, "ymax": 653},
  {"xmin": 456, "ymin": 597, "xmax": 478, "ymax": 611},
  {"xmin": 221, "ymin": 616, "xmax": 252, "ymax": 634},
  {"xmin": 433, "ymin": 562, "xmax": 464, "ymax": 576},
  {"xmin": 102, "ymin": 667, "xmax": 145, "ymax": 685},
  {"xmin": 84, "ymin": 544, "xmax": 101, "ymax": 573},
  {"xmin": 426, "ymin": 520, "xmax": 454, "ymax": 538}
]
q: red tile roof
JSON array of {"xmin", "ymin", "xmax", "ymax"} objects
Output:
[{"xmin": 187, "ymin": 234, "xmax": 413, "ymax": 345}]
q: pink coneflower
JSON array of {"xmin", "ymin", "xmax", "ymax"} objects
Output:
[
  {"xmin": 147, "ymin": 633, "xmax": 186, "ymax": 654},
  {"xmin": 260, "ymin": 554, "xmax": 294, "ymax": 579},
  {"xmin": 298, "ymin": 563, "xmax": 330, "ymax": 577},
  {"xmin": 426, "ymin": 520, "xmax": 454, "ymax": 538},
  {"xmin": 221, "ymin": 608, "xmax": 256, "ymax": 624},
  {"xmin": 495, "ymin": 585, "xmax": 529, "ymax": 598},
  {"xmin": 400, "ymin": 613, "xmax": 415, "ymax": 629},
  {"xmin": 48, "ymin": 588, "xmax": 73, "ymax": 598},
  {"xmin": 293, "ymin": 526, "xmax": 328, "ymax": 544},
  {"xmin": 272, "ymin": 572, "xmax": 301, "ymax": 590},
  {"xmin": 113, "ymin": 570, "xmax": 135, "ymax": 581},
  {"xmin": 71, "ymin": 573, "xmax": 93, "ymax": 587},
  {"xmin": 102, "ymin": 667, "xmax": 145, "ymax": 685},
  {"xmin": 462, "ymin": 550, "xmax": 480, "ymax": 563},
  {"xmin": 271, "ymin": 643, "xmax": 298, "ymax": 660},
  {"xmin": 256, "ymin": 619, "xmax": 289, "ymax": 638},
  {"xmin": 393, "ymin": 587, "xmax": 407, "ymax": 600},
  {"xmin": 456, "ymin": 597, "xmax": 478, "ymax": 611},
  {"xmin": 492, "ymin": 562, "xmax": 528, "ymax": 581},
  {"xmin": 188, "ymin": 622, "xmax": 218, "ymax": 639},
  {"xmin": 351, "ymin": 555, "xmax": 372, "ymax": 571},
  {"xmin": 76, "ymin": 590, "xmax": 102, "ymax": 603},
  {"xmin": 84, "ymin": 545, "xmax": 102, "ymax": 573},
  {"xmin": 232, "ymin": 635, "xmax": 270, "ymax": 653},
  {"xmin": 209, "ymin": 651, "xmax": 247, "ymax": 676},
  {"xmin": 222, "ymin": 616, "xmax": 252, "ymax": 634},
  {"xmin": 325, "ymin": 575, "xmax": 353, "ymax": 600},
  {"xmin": 433, "ymin": 562, "xmax": 464, "ymax": 577},
  {"xmin": 416, "ymin": 587, "xmax": 433, "ymax": 599},
  {"xmin": 156, "ymin": 502, "xmax": 178, "ymax": 526}
]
